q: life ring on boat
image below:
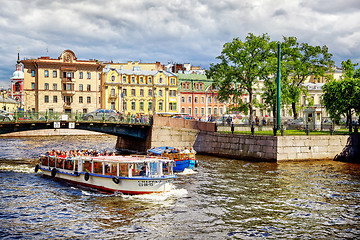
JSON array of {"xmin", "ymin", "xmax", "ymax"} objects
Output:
[
  {"xmin": 112, "ymin": 176, "xmax": 120, "ymax": 184},
  {"xmin": 51, "ymin": 168, "xmax": 57, "ymax": 177},
  {"xmin": 34, "ymin": 164, "xmax": 40, "ymax": 173},
  {"xmin": 84, "ymin": 172, "xmax": 90, "ymax": 181}
]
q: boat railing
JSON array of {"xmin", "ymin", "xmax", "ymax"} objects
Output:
[{"xmin": 161, "ymin": 152, "xmax": 195, "ymax": 160}]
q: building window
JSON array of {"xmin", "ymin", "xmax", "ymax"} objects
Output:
[
  {"xmin": 159, "ymin": 77, "xmax": 163, "ymax": 84},
  {"xmin": 98, "ymin": 73, "xmax": 101, "ymax": 80},
  {"xmin": 208, "ymin": 107, "xmax": 212, "ymax": 115},
  {"xmin": 83, "ymin": 109, "xmax": 87, "ymax": 114},
  {"xmin": 49, "ymin": 109, "xmax": 53, "ymax": 113},
  {"xmin": 87, "ymin": 97, "xmax": 91, "ymax": 103},
  {"xmin": 67, "ymin": 72, "xmax": 72, "ymax": 78},
  {"xmin": 188, "ymin": 96, "xmax": 192, "ymax": 103},
  {"xmin": 131, "ymin": 101, "xmax": 136, "ymax": 111},
  {"xmin": 158, "ymin": 102, "xmax": 163, "ymax": 112},
  {"xmin": 169, "ymin": 103, "xmax": 177, "ymax": 111},
  {"xmin": 148, "ymin": 77, "xmax": 152, "ymax": 84},
  {"xmin": 181, "ymin": 107, "xmax": 185, "ymax": 113},
  {"xmin": 140, "ymin": 77, "xmax": 144, "ymax": 83},
  {"xmin": 111, "ymin": 75, "xmax": 115, "ymax": 82},
  {"xmin": 214, "ymin": 108, "xmax": 218, "ymax": 116},
  {"xmin": 208, "ymin": 96, "xmax": 212, "ymax": 103},
  {"xmin": 169, "ymin": 90, "xmax": 176, "ymax": 97},
  {"xmin": 44, "ymin": 70, "xmax": 49, "ymax": 77},
  {"xmin": 220, "ymin": 107, "xmax": 224, "ymax": 115},
  {"xmin": 194, "ymin": 97, "xmax": 198, "ymax": 103},
  {"xmin": 31, "ymin": 83, "xmax": 35, "ymax": 90},
  {"xmin": 123, "ymin": 76, "xmax": 126, "ymax": 83},
  {"xmin": 201, "ymin": 107, "xmax": 205, "ymax": 116},
  {"xmin": 139, "ymin": 102, "xmax": 144, "ymax": 111},
  {"xmin": 131, "ymin": 76, "xmax": 135, "ymax": 83},
  {"xmin": 148, "ymin": 102, "xmax": 152, "ymax": 112},
  {"xmin": 15, "ymin": 82, "xmax": 20, "ymax": 92},
  {"xmin": 87, "ymin": 72, "xmax": 91, "ymax": 79},
  {"xmin": 123, "ymin": 89, "xmax": 127, "ymax": 97},
  {"xmin": 214, "ymin": 96, "xmax": 217, "ymax": 103},
  {"xmin": 159, "ymin": 89, "xmax": 163, "ymax": 97},
  {"xmin": 131, "ymin": 89, "xmax": 136, "ymax": 97},
  {"xmin": 188, "ymin": 107, "xmax": 192, "ymax": 115},
  {"xmin": 44, "ymin": 83, "xmax": 49, "ymax": 90},
  {"xmin": 87, "ymin": 84, "xmax": 91, "ymax": 91},
  {"xmin": 181, "ymin": 96, "xmax": 185, "ymax": 103},
  {"xmin": 148, "ymin": 89, "xmax": 153, "ymax": 97},
  {"xmin": 111, "ymin": 88, "xmax": 115, "ymax": 96},
  {"xmin": 53, "ymin": 96, "xmax": 57, "ymax": 103},
  {"xmin": 79, "ymin": 96, "xmax": 83, "ymax": 103},
  {"xmin": 79, "ymin": 72, "xmax": 83, "ymax": 79},
  {"xmin": 140, "ymin": 89, "xmax": 144, "ymax": 97},
  {"xmin": 53, "ymin": 83, "xmax": 57, "ymax": 90},
  {"xmin": 44, "ymin": 95, "xmax": 49, "ymax": 103},
  {"xmin": 195, "ymin": 108, "xmax": 198, "ymax": 116},
  {"xmin": 53, "ymin": 70, "xmax": 57, "ymax": 78},
  {"xmin": 201, "ymin": 97, "xmax": 205, "ymax": 103},
  {"xmin": 31, "ymin": 70, "xmax": 35, "ymax": 77},
  {"xmin": 170, "ymin": 78, "xmax": 175, "ymax": 85}
]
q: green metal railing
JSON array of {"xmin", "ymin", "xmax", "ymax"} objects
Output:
[{"xmin": 7, "ymin": 111, "xmax": 153, "ymax": 125}]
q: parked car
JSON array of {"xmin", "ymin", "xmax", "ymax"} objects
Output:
[
  {"xmin": 82, "ymin": 109, "xmax": 119, "ymax": 121},
  {"xmin": 0, "ymin": 110, "xmax": 14, "ymax": 121}
]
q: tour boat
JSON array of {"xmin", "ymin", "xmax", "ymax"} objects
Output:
[
  {"xmin": 35, "ymin": 155, "xmax": 176, "ymax": 194},
  {"xmin": 147, "ymin": 147, "xmax": 196, "ymax": 172}
]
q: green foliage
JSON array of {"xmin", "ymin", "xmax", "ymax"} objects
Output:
[
  {"xmin": 207, "ymin": 33, "xmax": 272, "ymax": 121},
  {"xmin": 322, "ymin": 77, "xmax": 360, "ymax": 123}
]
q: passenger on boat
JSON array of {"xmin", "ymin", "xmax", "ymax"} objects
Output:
[
  {"xmin": 190, "ymin": 147, "xmax": 197, "ymax": 154},
  {"xmin": 182, "ymin": 147, "xmax": 190, "ymax": 153},
  {"xmin": 139, "ymin": 166, "xmax": 146, "ymax": 176}
]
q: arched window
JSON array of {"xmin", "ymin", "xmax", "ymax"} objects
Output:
[{"xmin": 15, "ymin": 82, "xmax": 20, "ymax": 92}]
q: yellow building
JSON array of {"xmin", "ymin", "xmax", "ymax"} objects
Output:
[
  {"xmin": 21, "ymin": 50, "xmax": 104, "ymax": 114},
  {"xmin": 102, "ymin": 64, "xmax": 178, "ymax": 116}
]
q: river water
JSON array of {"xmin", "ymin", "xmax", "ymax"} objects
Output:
[{"xmin": 0, "ymin": 135, "xmax": 359, "ymax": 239}]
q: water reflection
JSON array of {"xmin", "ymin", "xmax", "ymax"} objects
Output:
[{"xmin": 0, "ymin": 136, "xmax": 360, "ymax": 239}]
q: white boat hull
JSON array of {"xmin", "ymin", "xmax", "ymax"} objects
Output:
[{"xmin": 40, "ymin": 167, "xmax": 174, "ymax": 194}]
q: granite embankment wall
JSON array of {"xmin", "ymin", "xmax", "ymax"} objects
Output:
[{"xmin": 194, "ymin": 132, "xmax": 352, "ymax": 162}]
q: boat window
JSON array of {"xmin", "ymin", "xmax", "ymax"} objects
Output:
[
  {"xmin": 93, "ymin": 161, "xmax": 103, "ymax": 174},
  {"xmin": 41, "ymin": 156, "xmax": 49, "ymax": 166},
  {"xmin": 132, "ymin": 163, "xmax": 147, "ymax": 177},
  {"xmin": 49, "ymin": 157, "xmax": 55, "ymax": 167},
  {"xmin": 56, "ymin": 158, "xmax": 65, "ymax": 169},
  {"xmin": 105, "ymin": 162, "xmax": 118, "ymax": 176},
  {"xmin": 149, "ymin": 162, "xmax": 160, "ymax": 176},
  {"xmin": 64, "ymin": 158, "xmax": 74, "ymax": 170},
  {"xmin": 83, "ymin": 160, "xmax": 92, "ymax": 173},
  {"xmin": 119, "ymin": 163, "xmax": 128, "ymax": 177},
  {"xmin": 162, "ymin": 162, "xmax": 173, "ymax": 175}
]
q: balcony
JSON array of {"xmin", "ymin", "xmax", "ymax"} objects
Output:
[
  {"xmin": 109, "ymin": 94, "xmax": 117, "ymax": 99},
  {"xmin": 61, "ymin": 77, "xmax": 75, "ymax": 83},
  {"xmin": 61, "ymin": 90, "xmax": 75, "ymax": 96},
  {"xmin": 63, "ymin": 102, "xmax": 72, "ymax": 107}
]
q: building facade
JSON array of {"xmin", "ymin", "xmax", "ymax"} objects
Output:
[
  {"xmin": 21, "ymin": 50, "xmax": 104, "ymax": 114},
  {"xmin": 178, "ymin": 74, "xmax": 227, "ymax": 119},
  {"xmin": 102, "ymin": 64, "xmax": 178, "ymax": 116}
]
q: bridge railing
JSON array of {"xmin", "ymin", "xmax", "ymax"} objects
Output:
[{"xmin": 5, "ymin": 111, "xmax": 153, "ymax": 125}]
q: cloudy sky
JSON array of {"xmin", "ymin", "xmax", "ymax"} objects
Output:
[{"xmin": 1, "ymin": 0, "xmax": 360, "ymax": 88}]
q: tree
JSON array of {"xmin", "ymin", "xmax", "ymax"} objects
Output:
[
  {"xmin": 207, "ymin": 33, "xmax": 272, "ymax": 122},
  {"xmin": 280, "ymin": 37, "xmax": 334, "ymax": 119},
  {"xmin": 323, "ymin": 77, "xmax": 360, "ymax": 131}
]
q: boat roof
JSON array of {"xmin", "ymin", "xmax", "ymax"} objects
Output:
[{"xmin": 148, "ymin": 146, "xmax": 175, "ymax": 155}]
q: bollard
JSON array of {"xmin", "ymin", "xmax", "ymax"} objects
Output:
[
  {"xmin": 273, "ymin": 126, "xmax": 277, "ymax": 136},
  {"xmin": 280, "ymin": 125, "xmax": 284, "ymax": 136},
  {"xmin": 330, "ymin": 124, "xmax": 334, "ymax": 135},
  {"xmin": 231, "ymin": 123, "xmax": 234, "ymax": 134},
  {"xmin": 251, "ymin": 125, "xmax": 255, "ymax": 135},
  {"xmin": 305, "ymin": 124, "xmax": 309, "ymax": 135}
]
